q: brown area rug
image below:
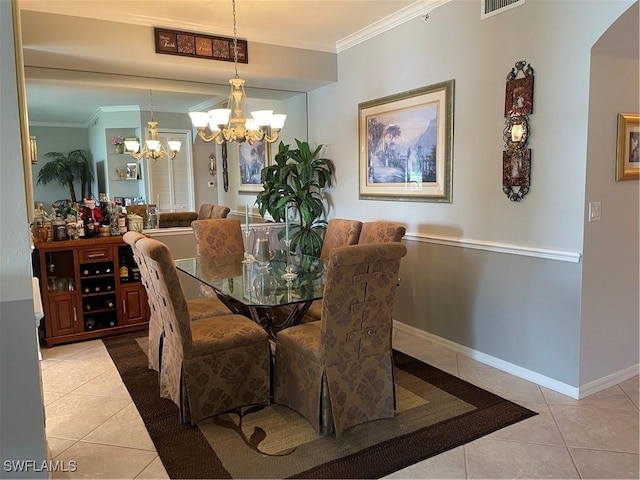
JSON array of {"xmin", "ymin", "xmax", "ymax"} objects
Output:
[{"xmin": 103, "ymin": 333, "xmax": 536, "ymax": 479}]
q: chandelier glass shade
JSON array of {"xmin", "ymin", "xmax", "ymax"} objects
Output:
[{"xmin": 188, "ymin": 0, "xmax": 286, "ymax": 145}]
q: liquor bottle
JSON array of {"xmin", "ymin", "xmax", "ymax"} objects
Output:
[
  {"xmin": 77, "ymin": 208, "xmax": 85, "ymax": 238},
  {"xmin": 119, "ymin": 257, "xmax": 129, "ymax": 282},
  {"xmin": 52, "ymin": 214, "xmax": 68, "ymax": 241},
  {"xmin": 84, "ymin": 207, "xmax": 95, "ymax": 238}
]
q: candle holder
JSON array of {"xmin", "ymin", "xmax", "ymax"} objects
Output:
[
  {"xmin": 242, "ymin": 229, "xmax": 255, "ymax": 264},
  {"xmin": 281, "ymin": 239, "xmax": 297, "ymax": 281}
]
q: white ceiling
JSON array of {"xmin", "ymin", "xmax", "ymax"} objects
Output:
[{"xmin": 20, "ymin": 0, "xmax": 437, "ymax": 126}]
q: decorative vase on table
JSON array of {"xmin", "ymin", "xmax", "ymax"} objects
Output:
[{"xmin": 114, "ymin": 144, "xmax": 125, "ymax": 154}]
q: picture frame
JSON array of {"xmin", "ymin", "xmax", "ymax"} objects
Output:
[
  {"xmin": 616, "ymin": 113, "xmax": 640, "ymax": 181},
  {"xmin": 238, "ymin": 139, "xmax": 269, "ymax": 193},
  {"xmin": 503, "ymin": 149, "xmax": 531, "ymax": 187},
  {"xmin": 154, "ymin": 28, "xmax": 248, "ymax": 64},
  {"xmin": 504, "ymin": 76, "xmax": 534, "ymax": 117},
  {"xmin": 126, "ymin": 163, "xmax": 138, "ymax": 180},
  {"xmin": 358, "ymin": 80, "xmax": 454, "ymax": 202}
]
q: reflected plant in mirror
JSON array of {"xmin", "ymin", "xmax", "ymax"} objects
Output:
[{"xmin": 36, "ymin": 150, "xmax": 94, "ymax": 202}]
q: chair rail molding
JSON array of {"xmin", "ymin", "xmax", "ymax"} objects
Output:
[{"xmin": 403, "ymin": 233, "xmax": 582, "ymax": 263}]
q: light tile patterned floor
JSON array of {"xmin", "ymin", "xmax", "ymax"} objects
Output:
[{"xmin": 40, "ymin": 330, "xmax": 639, "ymax": 479}]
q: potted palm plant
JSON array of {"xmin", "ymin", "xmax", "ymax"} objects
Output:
[
  {"xmin": 37, "ymin": 149, "xmax": 93, "ymax": 203},
  {"xmin": 256, "ymin": 139, "xmax": 335, "ymax": 257}
]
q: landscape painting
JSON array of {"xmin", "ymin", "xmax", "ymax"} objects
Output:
[
  {"xmin": 359, "ymin": 80, "xmax": 454, "ymax": 202},
  {"xmin": 238, "ymin": 139, "xmax": 268, "ymax": 192}
]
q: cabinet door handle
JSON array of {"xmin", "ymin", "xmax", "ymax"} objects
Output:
[
  {"xmin": 73, "ymin": 306, "xmax": 78, "ymax": 323},
  {"xmin": 122, "ymin": 299, "xmax": 127, "ymax": 314},
  {"xmin": 87, "ymin": 253, "xmax": 106, "ymax": 258}
]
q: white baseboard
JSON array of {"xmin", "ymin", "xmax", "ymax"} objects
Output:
[
  {"xmin": 393, "ymin": 321, "xmax": 639, "ymax": 399},
  {"xmin": 579, "ymin": 364, "xmax": 640, "ymax": 398}
]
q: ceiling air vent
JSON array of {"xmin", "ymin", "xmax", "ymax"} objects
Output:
[{"xmin": 481, "ymin": 0, "xmax": 525, "ymax": 19}]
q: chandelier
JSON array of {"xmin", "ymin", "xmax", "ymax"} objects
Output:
[
  {"xmin": 188, "ymin": 0, "xmax": 286, "ymax": 145},
  {"xmin": 125, "ymin": 91, "xmax": 181, "ymax": 161}
]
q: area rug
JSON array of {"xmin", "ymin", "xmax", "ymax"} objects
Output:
[{"xmin": 103, "ymin": 333, "xmax": 536, "ymax": 479}]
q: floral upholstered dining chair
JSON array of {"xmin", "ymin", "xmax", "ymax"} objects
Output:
[
  {"xmin": 319, "ymin": 218, "xmax": 363, "ymax": 260},
  {"xmin": 358, "ymin": 221, "xmax": 406, "ymax": 244},
  {"xmin": 303, "ymin": 218, "xmax": 363, "ymax": 322},
  {"xmin": 274, "ymin": 242, "xmax": 407, "ymax": 436},
  {"xmin": 123, "ymin": 232, "xmax": 232, "ymax": 372},
  {"xmin": 136, "ymin": 236, "xmax": 271, "ymax": 425},
  {"xmin": 191, "ymin": 218, "xmax": 244, "ymax": 256}
]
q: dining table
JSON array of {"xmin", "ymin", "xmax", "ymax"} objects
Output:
[{"xmin": 174, "ymin": 250, "xmax": 327, "ymax": 337}]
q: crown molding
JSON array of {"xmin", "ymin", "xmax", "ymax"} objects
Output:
[{"xmin": 336, "ymin": 0, "xmax": 451, "ymax": 52}]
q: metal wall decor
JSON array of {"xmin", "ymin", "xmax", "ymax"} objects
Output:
[
  {"xmin": 221, "ymin": 142, "xmax": 229, "ymax": 192},
  {"xmin": 502, "ymin": 61, "xmax": 534, "ymax": 202}
]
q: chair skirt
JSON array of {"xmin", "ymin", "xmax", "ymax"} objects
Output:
[
  {"xmin": 274, "ymin": 322, "xmax": 395, "ymax": 436},
  {"xmin": 161, "ymin": 316, "xmax": 271, "ymax": 425}
]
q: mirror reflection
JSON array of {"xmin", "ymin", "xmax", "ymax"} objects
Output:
[{"xmin": 26, "ymin": 70, "xmax": 308, "ymax": 219}]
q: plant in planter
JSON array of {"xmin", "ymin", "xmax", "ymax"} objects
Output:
[
  {"xmin": 256, "ymin": 139, "xmax": 335, "ymax": 257},
  {"xmin": 36, "ymin": 149, "xmax": 94, "ymax": 203}
]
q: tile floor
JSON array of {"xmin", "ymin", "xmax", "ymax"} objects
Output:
[{"xmin": 40, "ymin": 329, "xmax": 639, "ymax": 479}]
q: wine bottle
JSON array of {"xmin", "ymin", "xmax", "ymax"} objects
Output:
[
  {"xmin": 107, "ymin": 319, "xmax": 116, "ymax": 327},
  {"xmin": 95, "ymin": 285, "xmax": 101, "ymax": 292},
  {"xmin": 105, "ymin": 299, "xmax": 114, "ymax": 308},
  {"xmin": 106, "ymin": 284, "xmax": 113, "ymax": 291},
  {"xmin": 84, "ymin": 286, "xmax": 90, "ymax": 293},
  {"xmin": 85, "ymin": 304, "xmax": 91, "ymax": 311},
  {"xmin": 83, "ymin": 268, "xmax": 90, "ymax": 276},
  {"xmin": 85, "ymin": 317, "xmax": 96, "ymax": 330}
]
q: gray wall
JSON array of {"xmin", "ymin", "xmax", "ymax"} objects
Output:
[
  {"xmin": 0, "ymin": 0, "xmax": 48, "ymax": 475},
  {"xmin": 307, "ymin": 0, "xmax": 635, "ymax": 390}
]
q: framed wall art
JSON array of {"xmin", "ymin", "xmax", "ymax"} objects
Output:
[
  {"xmin": 238, "ymin": 139, "xmax": 269, "ymax": 193},
  {"xmin": 616, "ymin": 113, "xmax": 640, "ymax": 181},
  {"xmin": 154, "ymin": 28, "xmax": 248, "ymax": 64},
  {"xmin": 126, "ymin": 163, "xmax": 138, "ymax": 180},
  {"xmin": 503, "ymin": 149, "xmax": 531, "ymax": 187},
  {"xmin": 358, "ymin": 80, "xmax": 454, "ymax": 202}
]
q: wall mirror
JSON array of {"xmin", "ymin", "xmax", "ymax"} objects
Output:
[
  {"xmin": 16, "ymin": 5, "xmax": 317, "ymax": 222},
  {"xmin": 24, "ymin": 68, "xmax": 308, "ymax": 216}
]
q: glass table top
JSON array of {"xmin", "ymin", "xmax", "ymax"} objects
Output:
[{"xmin": 174, "ymin": 250, "xmax": 327, "ymax": 308}]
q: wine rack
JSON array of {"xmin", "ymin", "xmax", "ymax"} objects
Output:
[{"xmin": 33, "ymin": 237, "xmax": 150, "ymax": 347}]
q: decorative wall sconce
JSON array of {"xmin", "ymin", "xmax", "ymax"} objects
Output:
[
  {"xmin": 208, "ymin": 154, "xmax": 217, "ymax": 176},
  {"xmin": 502, "ymin": 61, "xmax": 534, "ymax": 202},
  {"xmin": 208, "ymin": 154, "xmax": 218, "ymax": 187},
  {"xmin": 29, "ymin": 135, "xmax": 38, "ymax": 164}
]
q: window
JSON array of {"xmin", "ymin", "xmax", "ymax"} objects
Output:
[{"xmin": 146, "ymin": 130, "xmax": 195, "ymax": 212}]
